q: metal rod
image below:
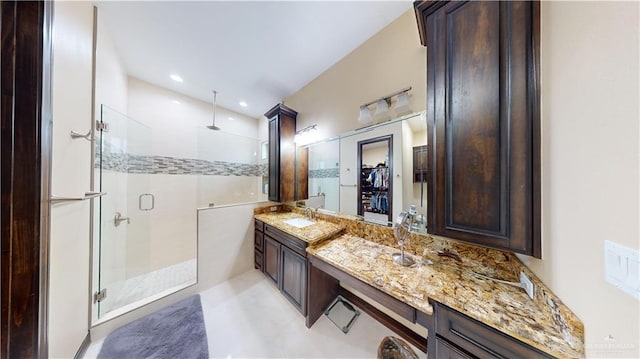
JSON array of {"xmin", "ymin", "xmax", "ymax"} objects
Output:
[
  {"xmin": 50, "ymin": 191, "xmax": 106, "ymax": 203},
  {"xmin": 296, "ymin": 124, "xmax": 317, "ymax": 134},
  {"xmin": 360, "ymin": 86, "xmax": 412, "ymax": 108},
  {"xmin": 70, "ymin": 129, "xmax": 93, "ymax": 141}
]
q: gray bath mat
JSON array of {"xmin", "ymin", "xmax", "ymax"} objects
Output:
[{"xmin": 98, "ymin": 295, "xmax": 208, "ymax": 359}]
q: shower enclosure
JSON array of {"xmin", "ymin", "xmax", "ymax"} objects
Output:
[{"xmin": 93, "ymin": 105, "xmax": 197, "ymax": 323}]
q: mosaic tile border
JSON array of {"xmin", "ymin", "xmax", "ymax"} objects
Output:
[
  {"xmin": 96, "ymin": 151, "xmax": 268, "ymax": 177},
  {"xmin": 309, "ymin": 168, "xmax": 339, "ymax": 178}
]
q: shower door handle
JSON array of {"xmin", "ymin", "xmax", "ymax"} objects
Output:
[{"xmin": 139, "ymin": 193, "xmax": 155, "ymax": 211}]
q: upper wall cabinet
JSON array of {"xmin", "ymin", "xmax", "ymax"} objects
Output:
[
  {"xmin": 265, "ymin": 103, "xmax": 307, "ymax": 203},
  {"xmin": 415, "ymin": 1, "xmax": 541, "ymax": 257}
]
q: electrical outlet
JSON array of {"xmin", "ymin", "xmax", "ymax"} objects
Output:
[
  {"xmin": 270, "ymin": 206, "xmax": 278, "ymax": 212},
  {"xmin": 520, "ymin": 271, "xmax": 535, "ymax": 299}
]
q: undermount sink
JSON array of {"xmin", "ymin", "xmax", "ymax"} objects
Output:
[{"xmin": 284, "ymin": 218, "xmax": 315, "ymax": 229}]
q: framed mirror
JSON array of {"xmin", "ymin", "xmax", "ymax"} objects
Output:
[{"xmin": 358, "ymin": 135, "xmax": 393, "ymax": 225}]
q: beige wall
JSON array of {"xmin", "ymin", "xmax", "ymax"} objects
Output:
[
  {"xmin": 285, "ymin": 10, "xmax": 426, "ymax": 140},
  {"xmin": 285, "ymin": 3, "xmax": 640, "ymax": 358},
  {"xmin": 519, "ymin": 2, "xmax": 640, "ymax": 357}
]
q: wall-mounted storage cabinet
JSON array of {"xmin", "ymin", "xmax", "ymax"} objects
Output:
[
  {"xmin": 415, "ymin": 1, "xmax": 541, "ymax": 257},
  {"xmin": 265, "ymin": 103, "xmax": 305, "ymax": 203},
  {"xmin": 412, "ymin": 145, "xmax": 428, "ymax": 183}
]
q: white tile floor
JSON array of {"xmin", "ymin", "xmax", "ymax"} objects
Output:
[{"xmin": 85, "ymin": 269, "xmax": 426, "ymax": 359}]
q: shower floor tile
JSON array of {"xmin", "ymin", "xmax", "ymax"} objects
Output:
[
  {"xmin": 84, "ymin": 269, "xmax": 425, "ymax": 359},
  {"xmin": 100, "ymin": 258, "xmax": 197, "ymax": 315}
]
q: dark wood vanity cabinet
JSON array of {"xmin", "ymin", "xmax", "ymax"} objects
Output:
[
  {"xmin": 415, "ymin": 1, "xmax": 541, "ymax": 257},
  {"xmin": 254, "ymin": 220, "xmax": 264, "ymax": 271},
  {"xmin": 265, "ymin": 103, "xmax": 305, "ymax": 203},
  {"xmin": 432, "ymin": 302, "xmax": 552, "ymax": 359},
  {"xmin": 260, "ymin": 223, "xmax": 308, "ymax": 315}
]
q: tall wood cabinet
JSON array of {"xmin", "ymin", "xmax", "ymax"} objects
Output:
[
  {"xmin": 415, "ymin": 1, "xmax": 541, "ymax": 257},
  {"xmin": 265, "ymin": 104, "xmax": 297, "ymax": 203}
]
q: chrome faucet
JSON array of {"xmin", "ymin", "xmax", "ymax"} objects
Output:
[
  {"xmin": 304, "ymin": 207, "xmax": 315, "ymax": 220},
  {"xmin": 114, "ymin": 212, "xmax": 130, "ymax": 227},
  {"xmin": 392, "ymin": 205, "xmax": 417, "ymax": 266}
]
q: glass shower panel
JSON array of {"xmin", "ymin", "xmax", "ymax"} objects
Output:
[
  {"xmin": 196, "ymin": 129, "xmax": 266, "ymax": 208},
  {"xmin": 97, "ymin": 105, "xmax": 152, "ymax": 319},
  {"xmin": 306, "ymin": 138, "xmax": 340, "ymax": 212}
]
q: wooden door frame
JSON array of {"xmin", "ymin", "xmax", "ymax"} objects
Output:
[{"xmin": 1, "ymin": 1, "xmax": 53, "ymax": 358}]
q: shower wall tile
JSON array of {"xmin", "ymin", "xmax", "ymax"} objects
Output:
[{"xmin": 97, "ymin": 149, "xmax": 267, "ymax": 177}]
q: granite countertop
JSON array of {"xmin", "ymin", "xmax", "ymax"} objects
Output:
[
  {"xmin": 254, "ymin": 212, "xmax": 344, "ymax": 244},
  {"xmin": 308, "ymin": 234, "xmax": 584, "ymax": 359}
]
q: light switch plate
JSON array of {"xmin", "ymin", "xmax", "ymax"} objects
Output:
[{"xmin": 604, "ymin": 240, "xmax": 640, "ymax": 301}]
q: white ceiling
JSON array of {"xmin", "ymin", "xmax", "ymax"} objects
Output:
[{"xmin": 95, "ymin": 1, "xmax": 412, "ymax": 119}]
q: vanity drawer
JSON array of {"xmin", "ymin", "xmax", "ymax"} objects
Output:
[
  {"xmin": 264, "ymin": 224, "xmax": 307, "ymax": 257},
  {"xmin": 255, "ymin": 231, "xmax": 264, "ymax": 251},
  {"xmin": 255, "ymin": 219, "xmax": 264, "ymax": 233},
  {"xmin": 435, "ymin": 303, "xmax": 552, "ymax": 359}
]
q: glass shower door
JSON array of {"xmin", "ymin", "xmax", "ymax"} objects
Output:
[{"xmin": 96, "ymin": 105, "xmax": 152, "ymax": 320}]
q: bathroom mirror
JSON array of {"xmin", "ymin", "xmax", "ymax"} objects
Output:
[
  {"xmin": 297, "ymin": 112, "xmax": 428, "ymax": 233},
  {"xmin": 358, "ymin": 135, "xmax": 393, "ymax": 225}
]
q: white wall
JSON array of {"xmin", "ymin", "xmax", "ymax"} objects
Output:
[
  {"xmin": 49, "ymin": 2, "xmax": 94, "ymax": 358},
  {"xmin": 518, "ymin": 2, "xmax": 640, "ymax": 357}
]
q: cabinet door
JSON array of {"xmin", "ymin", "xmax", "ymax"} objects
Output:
[
  {"xmin": 413, "ymin": 145, "xmax": 428, "ymax": 183},
  {"xmin": 281, "ymin": 245, "xmax": 307, "ymax": 315},
  {"xmin": 268, "ymin": 116, "xmax": 280, "ymax": 202},
  {"xmin": 264, "ymin": 235, "xmax": 280, "ymax": 285},
  {"xmin": 424, "ymin": 1, "xmax": 540, "ymax": 256}
]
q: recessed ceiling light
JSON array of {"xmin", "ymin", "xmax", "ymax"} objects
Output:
[
  {"xmin": 170, "ymin": 74, "xmax": 183, "ymax": 83},
  {"xmin": 228, "ymin": 117, "xmax": 235, "ymax": 121},
  {"xmin": 239, "ymin": 101, "xmax": 248, "ymax": 107},
  {"xmin": 171, "ymin": 100, "xmax": 181, "ymax": 104}
]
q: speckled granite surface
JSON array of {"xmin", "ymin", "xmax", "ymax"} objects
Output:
[
  {"xmin": 254, "ymin": 205, "xmax": 584, "ymax": 358},
  {"xmin": 308, "ymin": 234, "xmax": 585, "ymax": 358},
  {"xmin": 254, "ymin": 211, "xmax": 344, "ymax": 244}
]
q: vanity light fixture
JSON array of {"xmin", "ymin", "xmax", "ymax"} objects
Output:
[
  {"xmin": 358, "ymin": 86, "xmax": 412, "ymax": 124},
  {"xmin": 170, "ymin": 74, "xmax": 183, "ymax": 83},
  {"xmin": 374, "ymin": 98, "xmax": 390, "ymax": 119},
  {"xmin": 294, "ymin": 124, "xmax": 318, "ymax": 145},
  {"xmin": 358, "ymin": 106, "xmax": 373, "ymax": 125},
  {"xmin": 394, "ymin": 91, "xmax": 411, "ymax": 114}
]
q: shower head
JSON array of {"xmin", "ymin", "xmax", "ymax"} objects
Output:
[{"xmin": 207, "ymin": 90, "xmax": 221, "ymax": 130}]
